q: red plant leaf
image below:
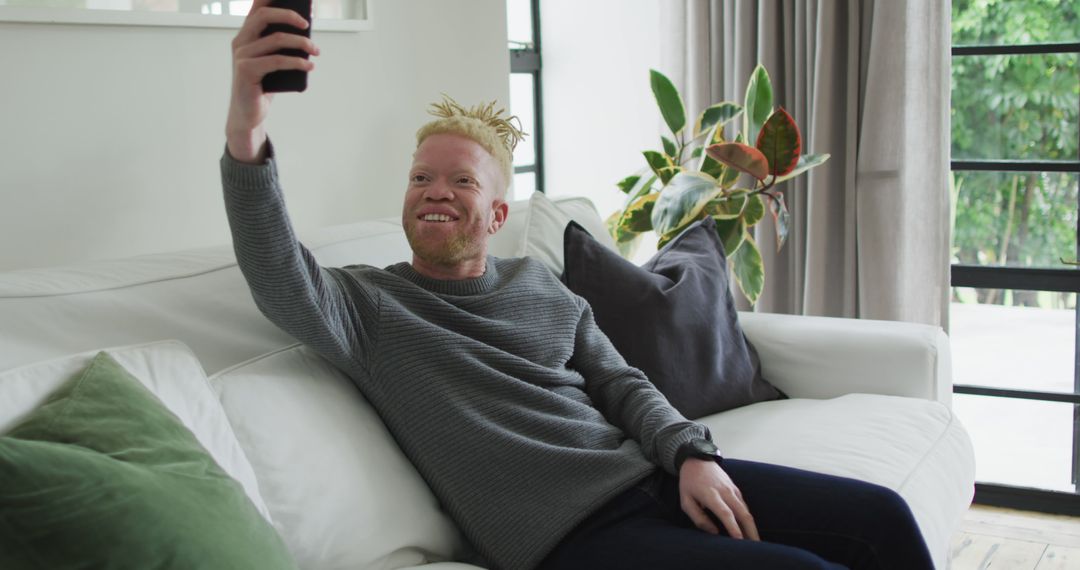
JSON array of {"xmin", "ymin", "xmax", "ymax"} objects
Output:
[
  {"xmin": 704, "ymin": 142, "xmax": 769, "ymax": 181},
  {"xmin": 755, "ymin": 107, "xmax": 802, "ymax": 177}
]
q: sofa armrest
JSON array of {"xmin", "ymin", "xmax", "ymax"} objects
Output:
[{"xmin": 738, "ymin": 312, "xmax": 953, "ymax": 405}]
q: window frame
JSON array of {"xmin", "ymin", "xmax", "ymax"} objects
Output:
[
  {"xmin": 950, "ymin": 40, "xmax": 1080, "ymax": 515},
  {"xmin": 508, "ymin": 0, "xmax": 544, "ymax": 194}
]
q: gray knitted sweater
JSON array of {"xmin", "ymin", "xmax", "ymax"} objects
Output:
[{"xmin": 220, "ymin": 149, "xmax": 708, "ymax": 570}]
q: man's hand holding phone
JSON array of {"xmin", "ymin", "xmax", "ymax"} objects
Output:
[{"xmin": 226, "ymin": 0, "xmax": 319, "ymax": 164}]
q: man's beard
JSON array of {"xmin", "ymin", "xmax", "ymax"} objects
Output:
[{"xmin": 404, "ymin": 222, "xmax": 484, "ymax": 267}]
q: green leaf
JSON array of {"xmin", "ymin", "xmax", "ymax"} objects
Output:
[
  {"xmin": 742, "ymin": 194, "xmax": 766, "ymax": 227},
  {"xmin": 713, "ymin": 216, "xmax": 746, "ymax": 255},
  {"xmin": 624, "ymin": 174, "xmax": 658, "ymax": 207},
  {"xmin": 731, "ymin": 233, "xmax": 764, "ymax": 305},
  {"xmin": 774, "ymin": 153, "xmax": 830, "ymax": 184},
  {"xmin": 705, "ymin": 142, "xmax": 769, "ymax": 181},
  {"xmin": 616, "ymin": 174, "xmax": 641, "ymax": 194},
  {"xmin": 650, "ymin": 69, "xmax": 686, "ymax": 135},
  {"xmin": 701, "ymin": 156, "xmax": 725, "ymax": 179},
  {"xmin": 642, "ymin": 150, "xmax": 671, "ymax": 182},
  {"xmin": 605, "ymin": 209, "xmax": 639, "ymax": 244},
  {"xmin": 694, "ymin": 102, "xmax": 743, "ymax": 136},
  {"xmin": 755, "ymin": 107, "xmax": 802, "ymax": 177},
  {"xmin": 743, "ymin": 64, "xmax": 773, "ymax": 148},
  {"xmin": 689, "ymin": 147, "xmax": 704, "ymax": 159},
  {"xmin": 621, "ymin": 193, "xmax": 659, "ymax": 232},
  {"xmin": 704, "ymin": 193, "xmax": 748, "ymax": 220},
  {"xmin": 651, "ymin": 171, "xmax": 722, "ymax": 236},
  {"xmin": 718, "ymin": 164, "xmax": 740, "ymax": 189},
  {"xmin": 661, "ymin": 136, "xmax": 678, "ymax": 158},
  {"xmin": 767, "ymin": 193, "xmax": 790, "ymax": 252}
]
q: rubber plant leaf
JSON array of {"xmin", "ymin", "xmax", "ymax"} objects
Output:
[
  {"xmin": 694, "ymin": 102, "xmax": 743, "ymax": 137},
  {"xmin": 774, "ymin": 153, "xmax": 831, "ymax": 184},
  {"xmin": 742, "ymin": 194, "xmax": 766, "ymax": 227},
  {"xmin": 616, "ymin": 174, "xmax": 641, "ymax": 194},
  {"xmin": 661, "ymin": 136, "xmax": 678, "ymax": 159},
  {"xmin": 621, "ymin": 193, "xmax": 660, "ymax": 233},
  {"xmin": 705, "ymin": 142, "xmax": 770, "ymax": 182},
  {"xmin": 755, "ymin": 107, "xmax": 802, "ymax": 177},
  {"xmin": 605, "ymin": 210, "xmax": 639, "ymax": 244},
  {"xmin": 650, "ymin": 69, "xmax": 686, "ymax": 135},
  {"xmin": 767, "ymin": 193, "xmax": 791, "ymax": 252},
  {"xmin": 651, "ymin": 171, "xmax": 723, "ymax": 237},
  {"xmin": 642, "ymin": 150, "xmax": 676, "ymax": 184},
  {"xmin": 623, "ymin": 174, "xmax": 658, "ymax": 207},
  {"xmin": 731, "ymin": 232, "xmax": 764, "ymax": 305},
  {"xmin": 713, "ymin": 216, "xmax": 746, "ymax": 256},
  {"xmin": 704, "ymin": 192, "xmax": 748, "ymax": 220},
  {"xmin": 743, "ymin": 64, "xmax": 773, "ymax": 148}
]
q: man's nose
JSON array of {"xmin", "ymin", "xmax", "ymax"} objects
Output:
[{"xmin": 423, "ymin": 181, "xmax": 454, "ymax": 201}]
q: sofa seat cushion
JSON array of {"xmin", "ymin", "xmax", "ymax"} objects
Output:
[
  {"xmin": 696, "ymin": 393, "xmax": 974, "ymax": 570},
  {"xmin": 210, "ymin": 344, "xmax": 468, "ymax": 570}
]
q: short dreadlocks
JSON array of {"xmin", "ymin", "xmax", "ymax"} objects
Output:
[{"xmin": 416, "ymin": 95, "xmax": 527, "ymax": 194}]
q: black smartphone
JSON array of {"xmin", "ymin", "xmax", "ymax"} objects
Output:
[{"xmin": 260, "ymin": 0, "xmax": 313, "ymax": 93}]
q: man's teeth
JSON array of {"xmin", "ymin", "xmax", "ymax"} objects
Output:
[{"xmin": 422, "ymin": 214, "xmax": 454, "ymax": 222}]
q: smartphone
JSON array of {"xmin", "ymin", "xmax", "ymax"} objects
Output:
[{"xmin": 260, "ymin": 0, "xmax": 313, "ymax": 93}]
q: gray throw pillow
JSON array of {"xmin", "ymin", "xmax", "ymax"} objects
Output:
[{"xmin": 560, "ymin": 217, "xmax": 783, "ymax": 419}]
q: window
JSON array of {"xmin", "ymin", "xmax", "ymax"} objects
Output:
[
  {"xmin": 507, "ymin": 0, "xmax": 543, "ymax": 200},
  {"xmin": 0, "ymin": 0, "xmax": 370, "ymax": 30},
  {"xmin": 950, "ymin": 0, "xmax": 1080, "ymax": 514}
]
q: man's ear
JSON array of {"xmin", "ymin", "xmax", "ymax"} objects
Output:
[{"xmin": 488, "ymin": 200, "xmax": 509, "ymax": 234}]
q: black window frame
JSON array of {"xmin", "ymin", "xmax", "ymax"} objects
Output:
[
  {"xmin": 508, "ymin": 0, "xmax": 544, "ymax": 194},
  {"xmin": 950, "ymin": 40, "xmax": 1080, "ymax": 515}
]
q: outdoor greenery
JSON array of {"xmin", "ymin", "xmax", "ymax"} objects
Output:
[
  {"xmin": 607, "ymin": 66, "xmax": 828, "ymax": 305},
  {"xmin": 951, "ymin": 0, "xmax": 1079, "ymax": 308}
]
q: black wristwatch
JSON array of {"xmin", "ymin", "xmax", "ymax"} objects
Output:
[{"xmin": 674, "ymin": 438, "xmax": 723, "ymax": 472}]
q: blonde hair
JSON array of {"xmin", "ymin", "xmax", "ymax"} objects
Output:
[{"xmin": 416, "ymin": 95, "xmax": 527, "ymax": 193}]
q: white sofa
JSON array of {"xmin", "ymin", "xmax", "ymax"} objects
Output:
[{"xmin": 0, "ymin": 195, "xmax": 974, "ymax": 569}]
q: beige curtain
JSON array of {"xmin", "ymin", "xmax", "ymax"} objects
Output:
[{"xmin": 660, "ymin": 0, "xmax": 951, "ymax": 327}]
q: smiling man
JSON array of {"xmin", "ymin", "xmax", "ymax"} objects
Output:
[{"xmin": 219, "ymin": 3, "xmax": 935, "ymax": 570}]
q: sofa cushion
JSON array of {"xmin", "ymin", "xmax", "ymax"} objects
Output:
[
  {"xmin": 561, "ymin": 217, "xmax": 782, "ymax": 419},
  {"xmin": 0, "ymin": 351, "xmax": 294, "ymax": 570},
  {"xmin": 696, "ymin": 394, "xmax": 975, "ymax": 569},
  {"xmin": 517, "ymin": 191, "xmax": 618, "ymax": 274},
  {"xmin": 210, "ymin": 344, "xmax": 467, "ymax": 570},
  {"xmin": 0, "ymin": 340, "xmax": 270, "ymax": 519}
]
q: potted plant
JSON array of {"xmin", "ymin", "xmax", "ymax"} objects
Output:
[{"xmin": 607, "ymin": 65, "xmax": 829, "ymax": 304}]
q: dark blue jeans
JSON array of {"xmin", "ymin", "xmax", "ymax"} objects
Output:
[{"xmin": 537, "ymin": 459, "xmax": 934, "ymax": 570}]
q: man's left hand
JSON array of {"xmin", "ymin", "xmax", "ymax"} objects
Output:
[{"xmin": 678, "ymin": 459, "xmax": 761, "ymax": 541}]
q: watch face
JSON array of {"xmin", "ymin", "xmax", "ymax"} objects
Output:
[{"xmin": 693, "ymin": 439, "xmax": 719, "ymax": 456}]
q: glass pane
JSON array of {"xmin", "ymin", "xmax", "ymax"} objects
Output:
[
  {"xmin": 512, "ymin": 171, "xmax": 536, "ymax": 202},
  {"xmin": 951, "ymin": 288, "xmax": 1076, "ymax": 393},
  {"xmin": 1, "ymin": 0, "xmax": 357, "ymax": 18},
  {"xmin": 506, "ymin": 0, "xmax": 533, "ymax": 49},
  {"xmin": 951, "ymin": 53, "xmax": 1079, "ymax": 162},
  {"xmin": 953, "ymin": 0, "xmax": 1080, "ymax": 46},
  {"xmin": 509, "ymin": 73, "xmax": 536, "ymax": 167},
  {"xmin": 953, "ymin": 394, "xmax": 1076, "ymax": 492},
  {"xmin": 951, "ymin": 171, "xmax": 1078, "ymax": 268}
]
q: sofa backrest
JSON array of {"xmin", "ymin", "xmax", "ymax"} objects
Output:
[{"xmin": 0, "ymin": 196, "xmax": 609, "ymax": 375}]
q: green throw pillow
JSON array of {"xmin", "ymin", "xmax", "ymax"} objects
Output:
[{"xmin": 0, "ymin": 351, "xmax": 296, "ymax": 570}]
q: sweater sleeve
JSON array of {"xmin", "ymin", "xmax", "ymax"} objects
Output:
[
  {"xmin": 220, "ymin": 144, "xmax": 377, "ymax": 368},
  {"xmin": 570, "ymin": 300, "xmax": 708, "ymax": 475}
]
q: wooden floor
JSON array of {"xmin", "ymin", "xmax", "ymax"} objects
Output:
[{"xmin": 950, "ymin": 505, "xmax": 1080, "ymax": 569}]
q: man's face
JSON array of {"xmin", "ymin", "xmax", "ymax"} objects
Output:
[{"xmin": 402, "ymin": 133, "xmax": 508, "ymax": 269}]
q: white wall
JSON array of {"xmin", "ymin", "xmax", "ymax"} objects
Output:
[
  {"xmin": 540, "ymin": 0, "xmax": 662, "ymax": 223},
  {"xmin": 0, "ymin": 0, "xmax": 509, "ymax": 271}
]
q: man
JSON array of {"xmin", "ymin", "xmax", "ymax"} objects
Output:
[{"xmin": 222, "ymin": 3, "xmax": 934, "ymax": 569}]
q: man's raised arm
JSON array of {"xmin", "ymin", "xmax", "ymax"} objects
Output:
[
  {"xmin": 220, "ymin": 2, "xmax": 374, "ymax": 369},
  {"xmin": 225, "ymin": 0, "xmax": 316, "ymax": 163}
]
